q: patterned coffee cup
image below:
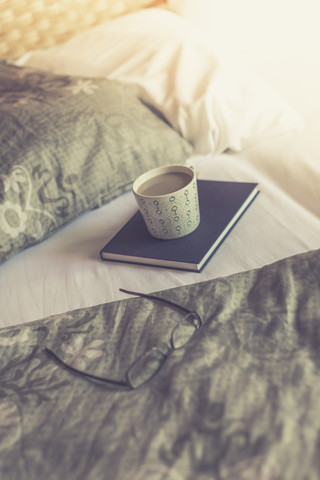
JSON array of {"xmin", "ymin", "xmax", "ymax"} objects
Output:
[{"xmin": 133, "ymin": 165, "xmax": 200, "ymax": 240}]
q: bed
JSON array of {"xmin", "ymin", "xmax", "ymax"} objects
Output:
[{"xmin": 1, "ymin": 0, "xmax": 320, "ymax": 478}]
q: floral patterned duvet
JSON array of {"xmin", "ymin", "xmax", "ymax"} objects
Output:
[{"xmin": 1, "ymin": 248, "xmax": 320, "ymax": 480}]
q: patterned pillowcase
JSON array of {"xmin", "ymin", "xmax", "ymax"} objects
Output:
[{"xmin": 0, "ymin": 63, "xmax": 192, "ymax": 264}]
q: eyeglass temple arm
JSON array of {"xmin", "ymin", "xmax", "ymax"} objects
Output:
[
  {"xmin": 119, "ymin": 288, "xmax": 192, "ymax": 315},
  {"xmin": 44, "ymin": 347, "xmax": 130, "ymax": 389}
]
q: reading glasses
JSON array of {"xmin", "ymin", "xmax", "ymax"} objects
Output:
[{"xmin": 44, "ymin": 288, "xmax": 202, "ymax": 390}]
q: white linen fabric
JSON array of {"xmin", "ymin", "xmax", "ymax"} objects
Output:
[{"xmin": 16, "ymin": 8, "xmax": 303, "ymax": 154}]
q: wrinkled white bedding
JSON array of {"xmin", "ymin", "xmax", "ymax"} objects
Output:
[{"xmin": 1, "ymin": 3, "xmax": 319, "ymax": 328}]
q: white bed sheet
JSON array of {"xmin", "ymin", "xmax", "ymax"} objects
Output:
[
  {"xmin": 1, "ymin": 5, "xmax": 320, "ymax": 329},
  {"xmin": 1, "ymin": 126, "xmax": 319, "ymax": 328}
]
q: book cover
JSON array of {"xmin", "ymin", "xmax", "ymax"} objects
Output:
[{"xmin": 100, "ymin": 180, "xmax": 259, "ymax": 272}]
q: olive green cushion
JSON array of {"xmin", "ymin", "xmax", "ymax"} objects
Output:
[{"xmin": 0, "ymin": 64, "xmax": 192, "ymax": 264}]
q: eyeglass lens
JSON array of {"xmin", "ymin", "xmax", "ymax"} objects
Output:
[
  {"xmin": 127, "ymin": 348, "xmax": 167, "ymax": 389},
  {"xmin": 171, "ymin": 312, "xmax": 201, "ymax": 349}
]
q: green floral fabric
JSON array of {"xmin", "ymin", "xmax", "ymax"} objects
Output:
[
  {"xmin": 0, "ymin": 249, "xmax": 320, "ymax": 479},
  {"xmin": 0, "ymin": 64, "xmax": 192, "ymax": 264}
]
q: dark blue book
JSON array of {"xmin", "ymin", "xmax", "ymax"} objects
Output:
[{"xmin": 100, "ymin": 180, "xmax": 259, "ymax": 272}]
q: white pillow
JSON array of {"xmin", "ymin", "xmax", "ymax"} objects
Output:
[{"xmin": 17, "ymin": 8, "xmax": 304, "ymax": 154}]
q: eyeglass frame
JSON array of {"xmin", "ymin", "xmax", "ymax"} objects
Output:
[{"xmin": 44, "ymin": 288, "xmax": 202, "ymax": 390}]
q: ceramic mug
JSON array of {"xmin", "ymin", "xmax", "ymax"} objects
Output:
[{"xmin": 132, "ymin": 164, "xmax": 200, "ymax": 240}]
